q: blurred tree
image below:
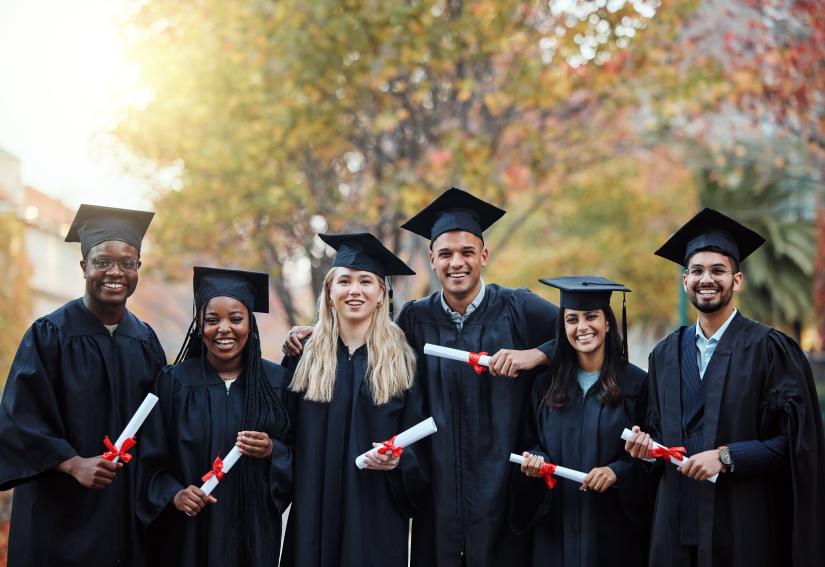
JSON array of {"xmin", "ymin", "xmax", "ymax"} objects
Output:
[
  {"xmin": 0, "ymin": 212, "xmax": 33, "ymax": 389},
  {"xmin": 697, "ymin": 153, "xmax": 816, "ymax": 339},
  {"xmin": 643, "ymin": 0, "xmax": 825, "ymax": 346},
  {"xmin": 488, "ymin": 146, "xmax": 698, "ymax": 332},
  {"xmin": 114, "ymin": 0, "xmax": 683, "ymax": 323}
]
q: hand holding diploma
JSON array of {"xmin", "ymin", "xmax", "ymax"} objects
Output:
[
  {"xmin": 511, "ymin": 452, "xmax": 588, "ymax": 488},
  {"xmin": 361, "ymin": 442, "xmax": 401, "ymax": 471},
  {"xmin": 57, "ymin": 455, "xmax": 121, "ymax": 490},
  {"xmin": 622, "ymin": 427, "xmax": 718, "ymax": 483},
  {"xmin": 423, "ymin": 344, "xmax": 490, "ymax": 374},
  {"xmin": 355, "ymin": 417, "xmax": 438, "ymax": 470},
  {"xmin": 174, "ymin": 485, "xmax": 216, "ymax": 517},
  {"xmin": 236, "ymin": 431, "xmax": 272, "ymax": 459}
]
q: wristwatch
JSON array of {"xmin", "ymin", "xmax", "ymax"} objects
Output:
[{"xmin": 719, "ymin": 447, "xmax": 733, "ymax": 472}]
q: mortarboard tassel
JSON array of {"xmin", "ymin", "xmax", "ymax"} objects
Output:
[
  {"xmin": 388, "ymin": 278, "xmax": 395, "ymax": 320},
  {"xmin": 621, "ymin": 292, "xmax": 628, "ymax": 362}
]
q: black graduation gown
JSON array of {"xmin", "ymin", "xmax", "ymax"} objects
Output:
[
  {"xmin": 137, "ymin": 357, "xmax": 292, "ymax": 567},
  {"xmin": 0, "ymin": 298, "xmax": 166, "ymax": 567},
  {"xmin": 396, "ymin": 284, "xmax": 559, "ymax": 567},
  {"xmin": 509, "ymin": 363, "xmax": 652, "ymax": 567},
  {"xmin": 645, "ymin": 313, "xmax": 825, "ymax": 567},
  {"xmin": 280, "ymin": 340, "xmax": 427, "ymax": 567}
]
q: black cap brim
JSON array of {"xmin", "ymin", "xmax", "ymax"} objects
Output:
[
  {"xmin": 654, "ymin": 208, "xmax": 766, "ymax": 266},
  {"xmin": 401, "ymin": 187, "xmax": 505, "ymax": 242},
  {"xmin": 193, "ymin": 267, "xmax": 269, "ymax": 313},
  {"xmin": 319, "ymin": 232, "xmax": 415, "ymax": 277}
]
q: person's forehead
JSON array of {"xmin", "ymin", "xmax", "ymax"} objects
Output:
[
  {"xmin": 86, "ymin": 240, "xmax": 140, "ymax": 257},
  {"xmin": 563, "ymin": 307, "xmax": 603, "ymax": 317},
  {"xmin": 432, "ymin": 230, "xmax": 484, "ymax": 250},
  {"xmin": 687, "ymin": 250, "xmax": 733, "ymax": 267},
  {"xmin": 203, "ymin": 295, "xmax": 248, "ymax": 313},
  {"xmin": 332, "ymin": 267, "xmax": 381, "ymax": 280}
]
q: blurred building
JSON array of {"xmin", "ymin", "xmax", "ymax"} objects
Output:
[{"xmin": 0, "ymin": 146, "xmax": 290, "ymax": 361}]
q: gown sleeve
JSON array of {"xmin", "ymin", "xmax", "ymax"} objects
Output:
[
  {"xmin": 136, "ymin": 366, "xmax": 185, "ymax": 526},
  {"xmin": 268, "ymin": 367, "xmax": 294, "ymax": 515},
  {"xmin": 509, "ymin": 290, "xmax": 559, "ymax": 361},
  {"xmin": 509, "ymin": 373, "xmax": 555, "ymax": 534},
  {"xmin": 0, "ymin": 320, "xmax": 78, "ymax": 490},
  {"xmin": 757, "ymin": 331, "xmax": 825, "ymax": 567},
  {"xmin": 606, "ymin": 368, "xmax": 654, "ymax": 530}
]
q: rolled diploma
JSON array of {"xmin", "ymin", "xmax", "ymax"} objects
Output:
[
  {"xmin": 355, "ymin": 417, "xmax": 438, "ymax": 469},
  {"xmin": 509, "ymin": 453, "xmax": 588, "ymax": 484},
  {"xmin": 200, "ymin": 445, "xmax": 243, "ymax": 496},
  {"xmin": 423, "ymin": 344, "xmax": 491, "ymax": 367},
  {"xmin": 110, "ymin": 393, "xmax": 159, "ymax": 463},
  {"xmin": 620, "ymin": 428, "xmax": 717, "ymax": 483}
]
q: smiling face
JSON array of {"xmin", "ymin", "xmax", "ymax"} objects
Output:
[
  {"xmin": 683, "ymin": 250, "xmax": 742, "ymax": 314},
  {"xmin": 200, "ymin": 296, "xmax": 250, "ymax": 369},
  {"xmin": 328, "ymin": 267, "xmax": 385, "ymax": 325},
  {"xmin": 81, "ymin": 240, "xmax": 140, "ymax": 309},
  {"xmin": 429, "ymin": 230, "xmax": 488, "ymax": 303},
  {"xmin": 563, "ymin": 308, "xmax": 609, "ymax": 356}
]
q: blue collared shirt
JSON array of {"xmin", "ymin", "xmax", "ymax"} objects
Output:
[
  {"xmin": 694, "ymin": 308, "xmax": 737, "ymax": 379},
  {"xmin": 441, "ymin": 278, "xmax": 486, "ymax": 331}
]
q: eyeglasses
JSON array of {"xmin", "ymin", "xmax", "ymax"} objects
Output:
[
  {"xmin": 89, "ymin": 257, "xmax": 141, "ymax": 273},
  {"xmin": 685, "ymin": 266, "xmax": 733, "ymax": 280}
]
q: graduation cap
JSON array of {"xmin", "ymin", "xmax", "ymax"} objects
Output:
[
  {"xmin": 400, "ymin": 187, "xmax": 506, "ymax": 243},
  {"xmin": 319, "ymin": 233, "xmax": 415, "ymax": 277},
  {"xmin": 654, "ymin": 207, "xmax": 766, "ymax": 267},
  {"xmin": 539, "ymin": 275, "xmax": 631, "ymax": 361},
  {"xmin": 65, "ymin": 204, "xmax": 155, "ymax": 258},
  {"xmin": 193, "ymin": 267, "xmax": 269, "ymax": 313}
]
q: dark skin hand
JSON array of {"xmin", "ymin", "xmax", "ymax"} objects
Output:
[
  {"xmin": 236, "ymin": 431, "xmax": 273, "ymax": 459},
  {"xmin": 282, "ymin": 326, "xmax": 313, "ymax": 357},
  {"xmin": 173, "ymin": 485, "xmax": 217, "ymax": 516},
  {"xmin": 56, "ymin": 455, "xmax": 122, "ymax": 489}
]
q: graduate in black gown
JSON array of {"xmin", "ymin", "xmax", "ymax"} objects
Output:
[
  {"xmin": 510, "ymin": 276, "xmax": 651, "ymax": 567},
  {"xmin": 0, "ymin": 204, "xmax": 164, "ymax": 567},
  {"xmin": 280, "ymin": 233, "xmax": 427, "ymax": 567},
  {"xmin": 397, "ymin": 188, "xmax": 560, "ymax": 567},
  {"xmin": 625, "ymin": 208, "xmax": 825, "ymax": 567},
  {"xmin": 137, "ymin": 267, "xmax": 291, "ymax": 567}
]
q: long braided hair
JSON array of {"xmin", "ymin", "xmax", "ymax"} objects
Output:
[{"xmin": 174, "ymin": 298, "xmax": 289, "ymax": 561}]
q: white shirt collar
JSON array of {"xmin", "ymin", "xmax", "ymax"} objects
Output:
[{"xmin": 695, "ymin": 308, "xmax": 737, "ymax": 343}]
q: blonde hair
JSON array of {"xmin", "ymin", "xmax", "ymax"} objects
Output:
[{"xmin": 289, "ymin": 268, "xmax": 416, "ymax": 405}]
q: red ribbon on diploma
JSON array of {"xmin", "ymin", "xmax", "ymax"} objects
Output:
[
  {"xmin": 202, "ymin": 456, "xmax": 225, "ymax": 482},
  {"xmin": 539, "ymin": 463, "xmax": 557, "ymax": 489},
  {"xmin": 377, "ymin": 436, "xmax": 404, "ymax": 458},
  {"xmin": 102, "ymin": 436, "xmax": 136, "ymax": 463},
  {"xmin": 467, "ymin": 351, "xmax": 489, "ymax": 375},
  {"xmin": 648, "ymin": 445, "xmax": 687, "ymax": 462}
]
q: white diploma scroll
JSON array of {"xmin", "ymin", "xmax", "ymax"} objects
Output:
[
  {"xmin": 108, "ymin": 393, "xmax": 159, "ymax": 463},
  {"xmin": 621, "ymin": 428, "xmax": 718, "ymax": 483},
  {"xmin": 200, "ymin": 445, "xmax": 243, "ymax": 496},
  {"xmin": 509, "ymin": 453, "xmax": 588, "ymax": 484},
  {"xmin": 423, "ymin": 343, "xmax": 491, "ymax": 367},
  {"xmin": 355, "ymin": 417, "xmax": 438, "ymax": 469}
]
